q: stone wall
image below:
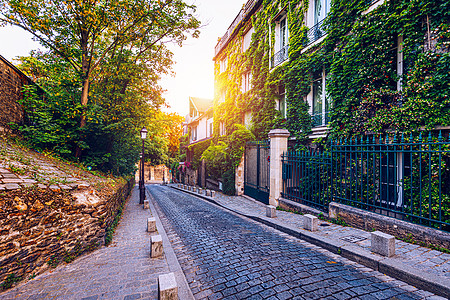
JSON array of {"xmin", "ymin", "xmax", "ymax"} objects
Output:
[
  {"xmin": 0, "ymin": 179, "xmax": 134, "ymax": 285},
  {"xmin": 0, "ymin": 56, "xmax": 32, "ymax": 130}
]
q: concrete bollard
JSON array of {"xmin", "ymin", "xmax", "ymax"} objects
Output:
[
  {"xmin": 147, "ymin": 217, "xmax": 156, "ymax": 232},
  {"xmin": 204, "ymin": 190, "xmax": 209, "ymax": 196},
  {"xmin": 303, "ymin": 214, "xmax": 318, "ymax": 232},
  {"xmin": 266, "ymin": 205, "xmax": 276, "ymax": 218},
  {"xmin": 158, "ymin": 273, "xmax": 178, "ymax": 300},
  {"xmin": 371, "ymin": 231, "xmax": 395, "ymax": 257},
  {"xmin": 143, "ymin": 200, "xmax": 149, "ymax": 209},
  {"xmin": 198, "ymin": 188, "xmax": 203, "ymax": 195},
  {"xmin": 151, "ymin": 235, "xmax": 164, "ymax": 258},
  {"xmin": 211, "ymin": 190, "xmax": 216, "ymax": 197}
]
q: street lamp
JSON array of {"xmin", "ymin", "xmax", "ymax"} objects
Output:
[{"xmin": 139, "ymin": 127, "xmax": 147, "ymax": 204}]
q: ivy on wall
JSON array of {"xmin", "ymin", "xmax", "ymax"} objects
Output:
[{"xmin": 214, "ymin": 0, "xmax": 450, "ymax": 143}]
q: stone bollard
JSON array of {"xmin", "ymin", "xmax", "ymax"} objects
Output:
[
  {"xmin": 266, "ymin": 205, "xmax": 276, "ymax": 218},
  {"xmin": 158, "ymin": 273, "xmax": 178, "ymax": 300},
  {"xmin": 211, "ymin": 191, "xmax": 216, "ymax": 197},
  {"xmin": 198, "ymin": 188, "xmax": 203, "ymax": 195},
  {"xmin": 147, "ymin": 217, "xmax": 156, "ymax": 232},
  {"xmin": 371, "ymin": 231, "xmax": 395, "ymax": 257},
  {"xmin": 151, "ymin": 235, "xmax": 163, "ymax": 258},
  {"xmin": 143, "ymin": 200, "xmax": 149, "ymax": 209},
  {"xmin": 303, "ymin": 214, "xmax": 318, "ymax": 232},
  {"xmin": 204, "ymin": 190, "xmax": 210, "ymax": 196}
]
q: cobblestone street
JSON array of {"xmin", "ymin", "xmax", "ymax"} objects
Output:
[
  {"xmin": 0, "ymin": 186, "xmax": 170, "ymax": 300},
  {"xmin": 149, "ymin": 185, "xmax": 441, "ymax": 300}
]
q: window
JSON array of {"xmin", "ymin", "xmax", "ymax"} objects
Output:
[
  {"xmin": 244, "ymin": 111, "xmax": 252, "ymax": 129},
  {"xmin": 277, "ymin": 86, "xmax": 287, "ymax": 118},
  {"xmin": 309, "ymin": 72, "xmax": 330, "ymax": 127},
  {"xmin": 219, "ymin": 57, "xmax": 228, "ymax": 73},
  {"xmin": 242, "ymin": 71, "xmax": 252, "ymax": 93},
  {"xmin": 314, "ymin": 0, "xmax": 331, "ymax": 25},
  {"xmin": 306, "ymin": 0, "xmax": 331, "ymax": 45},
  {"xmin": 218, "ymin": 91, "xmax": 226, "ymax": 104},
  {"xmin": 191, "ymin": 126, "xmax": 197, "ymax": 141},
  {"xmin": 396, "ymin": 35, "xmax": 404, "ymax": 91},
  {"xmin": 242, "ymin": 27, "xmax": 255, "ymax": 52},
  {"xmin": 209, "ymin": 122, "xmax": 213, "ymax": 137},
  {"xmin": 219, "ymin": 122, "xmax": 226, "ymax": 136},
  {"xmin": 272, "ymin": 13, "xmax": 289, "ymax": 68}
]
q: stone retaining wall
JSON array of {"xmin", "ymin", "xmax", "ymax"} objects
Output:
[{"xmin": 0, "ymin": 179, "xmax": 134, "ymax": 286}]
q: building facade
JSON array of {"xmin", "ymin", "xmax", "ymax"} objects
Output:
[{"xmin": 213, "ymin": 0, "xmax": 450, "ymax": 142}]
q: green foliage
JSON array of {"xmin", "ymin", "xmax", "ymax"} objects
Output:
[
  {"xmin": 202, "ymin": 125, "xmax": 254, "ymax": 189},
  {"xmin": 227, "ymin": 124, "xmax": 256, "ymax": 168},
  {"xmin": 0, "ymin": 274, "xmax": 21, "ymax": 291},
  {"xmin": 222, "ymin": 169, "xmax": 236, "ymax": 196},
  {"xmin": 188, "ymin": 139, "xmax": 213, "ymax": 170},
  {"xmin": 202, "ymin": 141, "xmax": 228, "ymax": 179},
  {"xmin": 2, "ymin": 0, "xmax": 200, "ymax": 174}
]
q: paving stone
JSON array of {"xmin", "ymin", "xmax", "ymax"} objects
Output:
[{"xmin": 150, "ymin": 185, "xmax": 438, "ymax": 299}]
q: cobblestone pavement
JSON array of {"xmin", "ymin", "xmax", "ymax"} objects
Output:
[
  {"xmin": 0, "ymin": 186, "xmax": 169, "ymax": 300},
  {"xmin": 149, "ymin": 185, "xmax": 442, "ymax": 299},
  {"xmin": 209, "ymin": 192, "xmax": 450, "ymax": 280}
]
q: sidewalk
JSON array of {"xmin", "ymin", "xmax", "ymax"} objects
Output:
[
  {"xmin": 0, "ymin": 186, "xmax": 187, "ymax": 300},
  {"xmin": 171, "ymin": 184, "xmax": 450, "ymax": 299}
]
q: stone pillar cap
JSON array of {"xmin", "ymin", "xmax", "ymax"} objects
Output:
[{"xmin": 268, "ymin": 129, "xmax": 290, "ymax": 138}]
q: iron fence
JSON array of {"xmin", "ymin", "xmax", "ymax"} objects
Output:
[
  {"xmin": 282, "ymin": 149, "xmax": 332, "ymax": 211},
  {"xmin": 282, "ymin": 132, "xmax": 450, "ymax": 231}
]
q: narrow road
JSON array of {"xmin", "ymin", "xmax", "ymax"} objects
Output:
[{"xmin": 149, "ymin": 185, "xmax": 437, "ymax": 300}]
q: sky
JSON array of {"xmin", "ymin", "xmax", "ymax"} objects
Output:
[{"xmin": 0, "ymin": 0, "xmax": 245, "ymax": 117}]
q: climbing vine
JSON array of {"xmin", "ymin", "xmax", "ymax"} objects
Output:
[{"xmin": 214, "ymin": 0, "xmax": 450, "ymax": 142}]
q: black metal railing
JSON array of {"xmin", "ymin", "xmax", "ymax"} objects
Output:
[
  {"xmin": 271, "ymin": 45, "xmax": 289, "ymax": 68},
  {"xmin": 305, "ymin": 18, "xmax": 327, "ymax": 47},
  {"xmin": 282, "ymin": 132, "xmax": 450, "ymax": 231},
  {"xmin": 311, "ymin": 111, "xmax": 330, "ymax": 127},
  {"xmin": 366, "ymin": 0, "xmax": 380, "ymax": 6}
]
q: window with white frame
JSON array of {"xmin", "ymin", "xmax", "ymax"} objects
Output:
[
  {"xmin": 276, "ymin": 85, "xmax": 287, "ymax": 118},
  {"xmin": 309, "ymin": 72, "xmax": 330, "ymax": 127},
  {"xmin": 242, "ymin": 27, "xmax": 255, "ymax": 52},
  {"xmin": 272, "ymin": 12, "xmax": 289, "ymax": 68},
  {"xmin": 219, "ymin": 57, "xmax": 228, "ymax": 73},
  {"xmin": 242, "ymin": 71, "xmax": 252, "ymax": 93},
  {"xmin": 219, "ymin": 122, "xmax": 226, "ymax": 136},
  {"xmin": 306, "ymin": 0, "xmax": 331, "ymax": 45},
  {"xmin": 191, "ymin": 126, "xmax": 197, "ymax": 141},
  {"xmin": 218, "ymin": 91, "xmax": 226, "ymax": 104},
  {"xmin": 244, "ymin": 111, "xmax": 252, "ymax": 129},
  {"xmin": 396, "ymin": 35, "xmax": 403, "ymax": 91}
]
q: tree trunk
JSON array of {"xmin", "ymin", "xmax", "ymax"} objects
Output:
[{"xmin": 79, "ymin": 78, "xmax": 90, "ymax": 128}]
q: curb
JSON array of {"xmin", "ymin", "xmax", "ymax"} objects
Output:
[
  {"xmin": 170, "ymin": 185, "xmax": 450, "ymax": 299},
  {"xmin": 145, "ymin": 186, "xmax": 195, "ymax": 300}
]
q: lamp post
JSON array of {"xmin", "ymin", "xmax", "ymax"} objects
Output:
[{"xmin": 139, "ymin": 127, "xmax": 147, "ymax": 204}]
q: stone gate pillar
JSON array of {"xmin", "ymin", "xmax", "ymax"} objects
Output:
[{"xmin": 268, "ymin": 129, "xmax": 290, "ymax": 207}]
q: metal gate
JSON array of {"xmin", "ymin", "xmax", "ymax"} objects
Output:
[{"xmin": 244, "ymin": 141, "xmax": 270, "ymax": 204}]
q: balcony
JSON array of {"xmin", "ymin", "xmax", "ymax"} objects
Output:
[
  {"xmin": 271, "ymin": 45, "xmax": 289, "ymax": 68},
  {"xmin": 305, "ymin": 18, "xmax": 327, "ymax": 47}
]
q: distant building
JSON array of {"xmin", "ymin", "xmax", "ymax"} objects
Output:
[{"xmin": 186, "ymin": 97, "xmax": 214, "ymax": 144}]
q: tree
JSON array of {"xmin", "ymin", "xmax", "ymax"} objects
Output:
[{"xmin": 1, "ymin": 0, "xmax": 199, "ymax": 156}]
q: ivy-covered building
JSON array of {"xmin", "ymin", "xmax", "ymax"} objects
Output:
[{"xmin": 213, "ymin": 0, "xmax": 450, "ymax": 143}]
